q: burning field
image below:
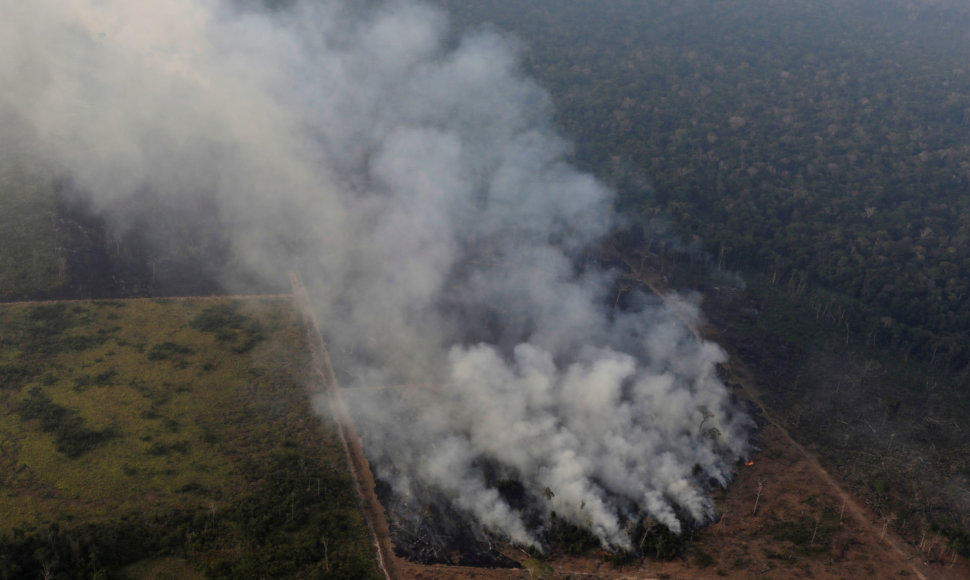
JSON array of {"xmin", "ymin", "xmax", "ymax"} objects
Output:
[
  {"xmin": 342, "ymin": 291, "xmax": 753, "ymax": 554},
  {"xmin": 360, "ymin": 363, "xmax": 970, "ymax": 579}
]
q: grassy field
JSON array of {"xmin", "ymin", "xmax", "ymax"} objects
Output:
[{"xmin": 0, "ymin": 298, "xmax": 381, "ymax": 579}]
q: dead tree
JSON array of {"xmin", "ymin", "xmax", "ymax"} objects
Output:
[{"xmin": 753, "ymin": 479, "xmax": 765, "ymax": 515}]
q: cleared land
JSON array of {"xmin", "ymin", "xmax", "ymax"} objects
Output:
[
  {"xmin": 379, "ymin": 251, "xmax": 969, "ymax": 579},
  {"xmin": 387, "ymin": 362, "xmax": 968, "ymax": 580},
  {"xmin": 0, "ymin": 297, "xmax": 382, "ymax": 579},
  {"xmin": 1, "ymin": 269, "xmax": 965, "ymax": 580}
]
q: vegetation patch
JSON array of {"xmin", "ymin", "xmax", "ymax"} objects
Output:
[
  {"xmin": 0, "ymin": 363, "xmax": 33, "ymax": 391},
  {"xmin": 546, "ymin": 512, "xmax": 690, "ymax": 562},
  {"xmin": 147, "ymin": 341, "xmax": 195, "ymax": 361},
  {"xmin": 16, "ymin": 386, "xmax": 117, "ymax": 458},
  {"xmin": 190, "ymin": 302, "xmax": 248, "ymax": 337},
  {"xmin": 0, "ymin": 298, "xmax": 381, "ymax": 579},
  {"xmin": 549, "ymin": 513, "xmax": 601, "ymax": 555},
  {"xmin": 72, "ymin": 368, "xmax": 117, "ymax": 392},
  {"xmin": 62, "ymin": 330, "xmax": 114, "ymax": 352},
  {"xmin": 522, "ymin": 557, "xmax": 554, "ymax": 578},
  {"xmin": 693, "ymin": 547, "xmax": 716, "ymax": 568},
  {"xmin": 190, "ymin": 301, "xmax": 266, "ymax": 354},
  {"xmin": 630, "ymin": 517, "xmax": 691, "ymax": 561},
  {"xmin": 933, "ymin": 523, "xmax": 970, "ymax": 559},
  {"xmin": 768, "ymin": 514, "xmax": 838, "ymax": 556}
]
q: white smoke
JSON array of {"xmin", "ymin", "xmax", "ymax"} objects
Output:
[
  {"xmin": 2, "ymin": 0, "xmax": 751, "ymax": 548},
  {"xmin": 353, "ymin": 294, "xmax": 750, "ymax": 546}
]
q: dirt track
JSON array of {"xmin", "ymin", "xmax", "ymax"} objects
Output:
[{"xmin": 289, "ymin": 273, "xmax": 399, "ymax": 580}]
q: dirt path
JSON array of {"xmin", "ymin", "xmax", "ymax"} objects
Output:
[
  {"xmin": 727, "ymin": 363, "xmax": 970, "ymax": 580},
  {"xmin": 289, "ymin": 273, "xmax": 399, "ymax": 580},
  {"xmin": 731, "ymin": 370, "xmax": 924, "ymax": 578}
]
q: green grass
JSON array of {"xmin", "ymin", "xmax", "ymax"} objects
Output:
[
  {"xmin": 0, "ymin": 156, "xmax": 66, "ymax": 298},
  {"xmin": 0, "ymin": 297, "xmax": 382, "ymax": 578}
]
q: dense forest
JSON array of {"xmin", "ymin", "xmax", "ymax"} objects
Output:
[{"xmin": 432, "ymin": 0, "xmax": 970, "ymax": 373}]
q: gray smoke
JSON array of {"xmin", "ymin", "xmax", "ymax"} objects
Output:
[{"xmin": 2, "ymin": 0, "xmax": 751, "ymax": 547}]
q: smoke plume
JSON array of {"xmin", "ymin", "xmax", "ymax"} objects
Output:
[{"xmin": 2, "ymin": 0, "xmax": 751, "ymax": 547}]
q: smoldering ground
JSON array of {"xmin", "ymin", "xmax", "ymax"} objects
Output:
[{"xmin": 2, "ymin": 0, "xmax": 751, "ymax": 549}]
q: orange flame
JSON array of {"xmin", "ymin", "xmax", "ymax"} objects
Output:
[{"xmin": 745, "ymin": 461, "xmax": 755, "ymax": 466}]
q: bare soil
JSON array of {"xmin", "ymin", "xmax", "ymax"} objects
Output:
[{"xmin": 380, "ymin": 395, "xmax": 968, "ymax": 579}]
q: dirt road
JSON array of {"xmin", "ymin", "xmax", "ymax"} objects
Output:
[{"xmin": 289, "ymin": 273, "xmax": 399, "ymax": 580}]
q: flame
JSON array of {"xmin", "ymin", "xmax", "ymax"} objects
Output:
[{"xmin": 745, "ymin": 461, "xmax": 755, "ymax": 466}]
